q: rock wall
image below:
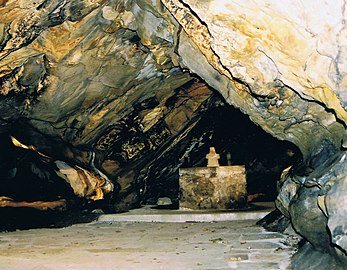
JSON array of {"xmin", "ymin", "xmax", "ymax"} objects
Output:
[
  {"xmin": 162, "ymin": 1, "xmax": 347, "ymax": 267},
  {"xmin": 0, "ymin": 0, "xmax": 218, "ymax": 210},
  {"xmin": 0, "ymin": 0, "xmax": 347, "ymax": 267},
  {"xmin": 162, "ymin": 0, "xmax": 346, "ymax": 158}
]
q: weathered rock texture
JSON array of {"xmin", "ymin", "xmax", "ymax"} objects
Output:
[
  {"xmin": 0, "ymin": 0, "xmax": 347, "ymax": 268},
  {"xmin": 162, "ymin": 0, "xmax": 346, "ymax": 158}
]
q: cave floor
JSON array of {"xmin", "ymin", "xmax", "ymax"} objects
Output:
[
  {"xmin": 97, "ymin": 202, "xmax": 274, "ymax": 223},
  {"xmin": 0, "ymin": 209, "xmax": 298, "ymax": 270}
]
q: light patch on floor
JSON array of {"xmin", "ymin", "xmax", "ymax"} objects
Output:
[{"xmin": 0, "ymin": 219, "xmax": 297, "ymax": 270}]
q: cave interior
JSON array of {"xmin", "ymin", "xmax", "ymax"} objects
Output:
[
  {"xmin": 1, "ymin": 0, "xmax": 347, "ymax": 268},
  {"xmin": 0, "ymin": 83, "xmax": 301, "ymax": 229}
]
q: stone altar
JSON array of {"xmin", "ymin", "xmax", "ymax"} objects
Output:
[{"xmin": 179, "ymin": 148, "xmax": 247, "ymax": 209}]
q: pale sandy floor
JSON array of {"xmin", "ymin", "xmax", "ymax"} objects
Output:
[{"xmin": 0, "ymin": 219, "xmax": 297, "ymax": 270}]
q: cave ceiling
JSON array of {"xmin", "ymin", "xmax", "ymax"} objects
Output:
[{"xmin": 0, "ymin": 0, "xmax": 345, "ymax": 159}]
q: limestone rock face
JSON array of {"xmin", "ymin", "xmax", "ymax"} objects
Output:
[
  {"xmin": 0, "ymin": 0, "xmax": 347, "ymax": 267},
  {"xmin": 162, "ymin": 0, "xmax": 346, "ymax": 158},
  {"xmin": 173, "ymin": 0, "xmax": 347, "ymax": 116},
  {"xmin": 0, "ymin": 0, "xmax": 218, "ymax": 209},
  {"xmin": 277, "ymin": 152, "xmax": 347, "ymax": 267}
]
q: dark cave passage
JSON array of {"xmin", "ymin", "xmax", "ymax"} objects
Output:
[
  {"xmin": 143, "ymin": 95, "xmax": 302, "ymax": 205},
  {"xmin": 203, "ymin": 105, "xmax": 302, "ymax": 200}
]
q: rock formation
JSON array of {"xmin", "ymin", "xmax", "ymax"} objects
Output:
[{"xmin": 0, "ymin": 0, "xmax": 347, "ymax": 268}]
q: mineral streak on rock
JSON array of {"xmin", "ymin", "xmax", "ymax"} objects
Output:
[
  {"xmin": 9, "ymin": 135, "xmax": 114, "ymax": 201},
  {"xmin": 0, "ymin": 196, "xmax": 66, "ymax": 211}
]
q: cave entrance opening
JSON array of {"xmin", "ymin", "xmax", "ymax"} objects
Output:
[{"xmin": 144, "ymin": 93, "xmax": 302, "ymax": 208}]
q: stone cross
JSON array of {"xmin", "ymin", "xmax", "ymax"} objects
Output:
[{"xmin": 206, "ymin": 147, "xmax": 220, "ymax": 167}]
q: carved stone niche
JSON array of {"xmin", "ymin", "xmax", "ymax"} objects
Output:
[{"xmin": 179, "ymin": 165, "xmax": 247, "ymax": 210}]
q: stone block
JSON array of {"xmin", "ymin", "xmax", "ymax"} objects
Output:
[{"xmin": 179, "ymin": 166, "xmax": 247, "ymax": 209}]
